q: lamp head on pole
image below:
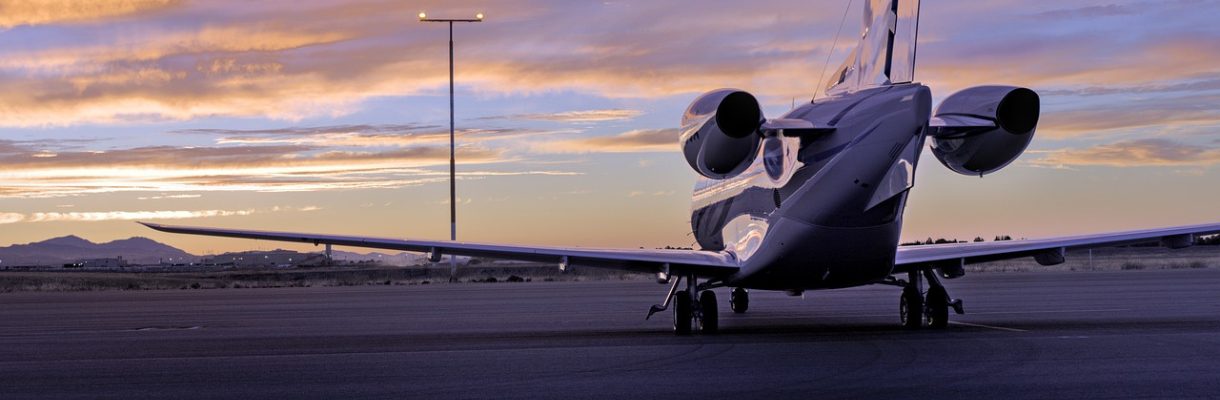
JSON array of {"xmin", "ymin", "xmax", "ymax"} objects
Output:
[{"xmin": 417, "ymin": 11, "xmax": 484, "ymax": 23}]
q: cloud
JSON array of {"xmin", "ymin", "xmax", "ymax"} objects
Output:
[
  {"xmin": 0, "ymin": 213, "xmax": 24, "ymax": 224},
  {"xmin": 0, "ymin": 205, "xmax": 330, "ymax": 225},
  {"xmin": 438, "ymin": 197, "xmax": 474, "ymax": 205},
  {"xmin": 1037, "ymin": 91, "xmax": 1220, "ymax": 138},
  {"xmin": 1030, "ymin": 4, "xmax": 1134, "ymax": 19},
  {"xmin": 0, "ymin": 144, "xmax": 499, "ymax": 170},
  {"xmin": 0, "ymin": 0, "xmax": 180, "ymax": 28},
  {"xmin": 0, "ymin": 136, "xmax": 583, "ymax": 198},
  {"xmin": 0, "ymin": 21, "xmax": 360, "ymax": 126},
  {"xmin": 1031, "ymin": 139, "xmax": 1220, "ymax": 167},
  {"xmin": 28, "ymin": 209, "xmax": 255, "ymax": 223},
  {"xmin": 0, "ymin": 0, "xmax": 846, "ymax": 127},
  {"xmin": 478, "ymin": 109, "xmax": 643, "ymax": 123},
  {"xmin": 1040, "ymin": 78, "xmax": 1220, "ymax": 97},
  {"xmin": 628, "ymin": 190, "xmax": 676, "ymax": 197},
  {"xmin": 4, "ymin": 0, "xmax": 1214, "ymax": 129},
  {"xmin": 137, "ymin": 194, "xmax": 202, "ymax": 200},
  {"xmin": 175, "ymin": 124, "xmax": 438, "ymax": 137},
  {"xmin": 188, "ymin": 125, "xmax": 550, "ymax": 148},
  {"xmin": 3, "ymin": 0, "xmax": 1219, "ymax": 197},
  {"xmin": 0, "ymin": 209, "xmax": 251, "ymax": 225},
  {"xmin": 0, "ymin": 140, "xmax": 526, "ymax": 198},
  {"xmin": 538, "ymin": 128, "xmax": 679, "ymax": 153}
]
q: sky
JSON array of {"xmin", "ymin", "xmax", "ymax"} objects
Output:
[{"xmin": 0, "ymin": 0, "xmax": 1218, "ymax": 255}]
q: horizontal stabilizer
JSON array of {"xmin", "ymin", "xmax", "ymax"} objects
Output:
[
  {"xmin": 761, "ymin": 118, "xmax": 836, "ymax": 136},
  {"xmin": 927, "ymin": 115, "xmax": 996, "ymax": 138}
]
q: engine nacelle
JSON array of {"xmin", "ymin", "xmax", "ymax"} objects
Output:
[
  {"xmin": 931, "ymin": 86, "xmax": 1040, "ymax": 176},
  {"xmin": 680, "ymin": 89, "xmax": 765, "ymax": 179}
]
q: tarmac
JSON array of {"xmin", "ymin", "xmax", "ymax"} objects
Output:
[{"xmin": 2, "ymin": 269, "xmax": 1219, "ymax": 399}]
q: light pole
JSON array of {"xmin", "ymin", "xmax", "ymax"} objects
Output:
[{"xmin": 419, "ymin": 11, "xmax": 483, "ymax": 282}]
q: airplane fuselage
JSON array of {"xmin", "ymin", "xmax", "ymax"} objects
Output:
[{"xmin": 691, "ymin": 83, "xmax": 933, "ymax": 290}]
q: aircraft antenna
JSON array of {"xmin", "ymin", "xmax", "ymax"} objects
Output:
[
  {"xmin": 812, "ymin": 0, "xmax": 855, "ymax": 102},
  {"xmin": 911, "ymin": 0, "xmax": 922, "ymax": 81}
]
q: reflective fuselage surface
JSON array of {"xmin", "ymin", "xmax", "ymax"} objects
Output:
[{"xmin": 691, "ymin": 84, "xmax": 932, "ymax": 290}]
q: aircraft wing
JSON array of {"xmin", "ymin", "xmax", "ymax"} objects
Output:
[
  {"xmin": 139, "ymin": 222, "xmax": 739, "ymax": 276},
  {"xmin": 894, "ymin": 222, "xmax": 1220, "ymax": 272}
]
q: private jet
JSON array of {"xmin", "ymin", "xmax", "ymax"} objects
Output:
[{"xmin": 143, "ymin": 0, "xmax": 1220, "ymax": 334}]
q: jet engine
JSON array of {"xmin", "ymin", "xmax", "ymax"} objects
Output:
[
  {"xmin": 680, "ymin": 89, "xmax": 765, "ymax": 179},
  {"xmin": 930, "ymin": 86, "xmax": 1040, "ymax": 176}
]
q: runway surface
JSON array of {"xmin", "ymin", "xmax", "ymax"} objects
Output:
[{"xmin": 2, "ymin": 269, "xmax": 1220, "ymax": 399}]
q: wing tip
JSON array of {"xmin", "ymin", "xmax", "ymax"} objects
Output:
[{"xmin": 137, "ymin": 221, "xmax": 166, "ymax": 231}]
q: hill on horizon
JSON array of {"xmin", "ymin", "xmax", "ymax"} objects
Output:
[
  {"xmin": 0, "ymin": 235, "xmax": 424, "ymax": 267},
  {"xmin": 0, "ymin": 235, "xmax": 196, "ymax": 266}
]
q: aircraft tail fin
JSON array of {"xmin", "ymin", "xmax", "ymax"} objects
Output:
[{"xmin": 824, "ymin": 0, "xmax": 921, "ymax": 96}]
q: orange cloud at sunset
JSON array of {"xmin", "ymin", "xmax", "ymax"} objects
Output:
[
  {"xmin": 0, "ymin": 140, "xmax": 515, "ymax": 198},
  {"xmin": 1032, "ymin": 139, "xmax": 1220, "ymax": 168},
  {"xmin": 537, "ymin": 129, "xmax": 679, "ymax": 153},
  {"xmin": 0, "ymin": 0, "xmax": 179, "ymax": 28},
  {"xmin": 2, "ymin": 0, "xmax": 1214, "ymax": 131}
]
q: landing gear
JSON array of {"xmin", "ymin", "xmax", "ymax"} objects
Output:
[
  {"xmin": 921, "ymin": 269, "xmax": 964, "ymax": 329},
  {"xmin": 925, "ymin": 285, "xmax": 950, "ymax": 329},
  {"xmin": 647, "ymin": 274, "xmax": 720, "ymax": 335},
  {"xmin": 730, "ymin": 287, "xmax": 749, "ymax": 314},
  {"xmin": 900, "ymin": 284, "xmax": 923, "ymax": 329},
  {"xmin": 895, "ymin": 269, "xmax": 965, "ymax": 329},
  {"xmin": 699, "ymin": 291, "xmax": 718, "ymax": 333},
  {"xmin": 673, "ymin": 290, "xmax": 693, "ymax": 335}
]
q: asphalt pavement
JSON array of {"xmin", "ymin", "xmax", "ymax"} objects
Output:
[{"xmin": 2, "ymin": 269, "xmax": 1219, "ymax": 399}]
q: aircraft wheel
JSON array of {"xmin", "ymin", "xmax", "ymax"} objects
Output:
[
  {"xmin": 673, "ymin": 290, "xmax": 692, "ymax": 335},
  {"xmin": 699, "ymin": 290, "xmax": 719, "ymax": 334},
  {"xmin": 925, "ymin": 286, "xmax": 950, "ymax": 329},
  {"xmin": 900, "ymin": 286, "xmax": 923, "ymax": 329},
  {"xmin": 730, "ymin": 287, "xmax": 749, "ymax": 314}
]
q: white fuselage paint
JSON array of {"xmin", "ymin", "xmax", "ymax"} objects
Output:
[{"xmin": 691, "ymin": 83, "xmax": 931, "ymax": 290}]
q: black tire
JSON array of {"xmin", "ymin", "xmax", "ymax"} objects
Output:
[
  {"xmin": 730, "ymin": 287, "xmax": 749, "ymax": 314},
  {"xmin": 699, "ymin": 290, "xmax": 719, "ymax": 334},
  {"xmin": 673, "ymin": 290, "xmax": 692, "ymax": 335},
  {"xmin": 900, "ymin": 286, "xmax": 923, "ymax": 329},
  {"xmin": 925, "ymin": 286, "xmax": 950, "ymax": 329}
]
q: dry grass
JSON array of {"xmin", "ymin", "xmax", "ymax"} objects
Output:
[{"xmin": 964, "ymin": 246, "xmax": 1220, "ymax": 273}]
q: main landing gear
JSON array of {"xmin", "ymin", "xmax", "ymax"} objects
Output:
[
  {"xmin": 894, "ymin": 269, "xmax": 964, "ymax": 329},
  {"xmin": 730, "ymin": 287, "xmax": 749, "ymax": 314},
  {"xmin": 646, "ymin": 274, "xmax": 720, "ymax": 335}
]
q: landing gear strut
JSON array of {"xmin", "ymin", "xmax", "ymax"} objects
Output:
[{"xmin": 896, "ymin": 269, "xmax": 964, "ymax": 329}]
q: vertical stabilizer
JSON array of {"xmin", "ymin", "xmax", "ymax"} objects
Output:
[
  {"xmin": 825, "ymin": 0, "xmax": 921, "ymax": 96},
  {"xmin": 888, "ymin": 0, "xmax": 921, "ymax": 84}
]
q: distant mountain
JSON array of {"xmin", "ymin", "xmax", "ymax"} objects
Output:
[{"xmin": 0, "ymin": 236, "xmax": 196, "ymax": 266}]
